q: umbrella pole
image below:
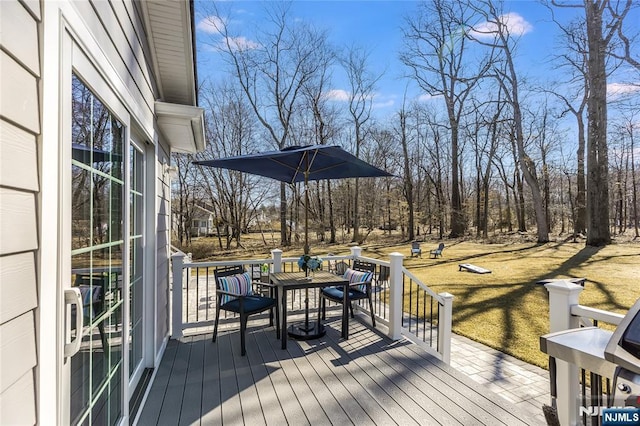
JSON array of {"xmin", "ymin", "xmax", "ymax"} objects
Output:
[
  {"xmin": 304, "ymin": 174, "xmax": 309, "ymax": 255},
  {"xmin": 303, "ymin": 172, "xmax": 310, "ymax": 330}
]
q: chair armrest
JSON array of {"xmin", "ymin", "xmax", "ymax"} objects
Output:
[
  {"xmin": 217, "ymin": 288, "xmax": 243, "ymax": 297},
  {"xmin": 348, "ymin": 280, "xmax": 372, "ymax": 287}
]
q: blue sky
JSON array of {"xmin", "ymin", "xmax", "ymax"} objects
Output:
[{"xmin": 195, "ymin": 1, "xmax": 639, "ymax": 120}]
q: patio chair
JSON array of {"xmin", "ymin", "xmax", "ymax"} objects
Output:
[
  {"xmin": 410, "ymin": 241, "xmax": 422, "ymax": 258},
  {"xmin": 334, "ymin": 260, "xmax": 349, "ymax": 276},
  {"xmin": 319, "ymin": 259, "xmax": 377, "ymax": 327},
  {"xmin": 430, "ymin": 242, "xmax": 445, "ymax": 258},
  {"xmin": 213, "ymin": 265, "xmax": 278, "ymax": 356}
]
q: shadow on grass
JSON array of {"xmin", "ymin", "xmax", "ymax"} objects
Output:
[{"xmin": 444, "ymin": 244, "xmax": 632, "ymax": 379}]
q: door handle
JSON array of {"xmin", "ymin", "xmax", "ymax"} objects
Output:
[{"xmin": 64, "ymin": 288, "xmax": 84, "ymax": 358}]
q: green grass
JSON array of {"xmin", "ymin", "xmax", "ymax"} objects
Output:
[
  {"xmin": 368, "ymin": 239, "xmax": 639, "ymax": 368},
  {"xmin": 185, "ymin": 232, "xmax": 639, "ymax": 368}
]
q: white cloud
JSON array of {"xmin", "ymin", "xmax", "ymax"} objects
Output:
[
  {"xmin": 197, "ymin": 16, "xmax": 226, "ymax": 35},
  {"xmin": 221, "ymin": 36, "xmax": 259, "ymax": 51},
  {"xmin": 417, "ymin": 93, "xmax": 442, "ymax": 102},
  {"xmin": 607, "ymin": 82, "xmax": 640, "ymax": 97},
  {"xmin": 373, "ymin": 99, "xmax": 395, "ymax": 109},
  {"xmin": 470, "ymin": 12, "xmax": 533, "ymax": 39},
  {"xmin": 324, "ymin": 89, "xmax": 350, "ymax": 101}
]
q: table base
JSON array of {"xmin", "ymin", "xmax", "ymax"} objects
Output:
[{"xmin": 287, "ymin": 322, "xmax": 326, "ymax": 340}]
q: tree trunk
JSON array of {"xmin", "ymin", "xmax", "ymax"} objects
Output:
[
  {"xmin": 450, "ymin": 120, "xmax": 465, "ymax": 237},
  {"xmin": 585, "ymin": 0, "xmax": 611, "ymax": 246},
  {"xmin": 399, "ymin": 110, "xmax": 415, "ymax": 241},
  {"xmin": 575, "ymin": 114, "xmax": 587, "ymax": 234}
]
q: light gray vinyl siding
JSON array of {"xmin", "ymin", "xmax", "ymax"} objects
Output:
[
  {"xmin": 0, "ymin": 0, "xmax": 41, "ymax": 423},
  {"xmin": 156, "ymin": 144, "xmax": 171, "ymax": 352},
  {"xmin": 70, "ymin": 0, "xmax": 156, "ymax": 129}
]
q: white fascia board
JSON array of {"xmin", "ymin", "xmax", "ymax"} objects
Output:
[{"xmin": 155, "ymin": 101, "xmax": 205, "ymax": 154}]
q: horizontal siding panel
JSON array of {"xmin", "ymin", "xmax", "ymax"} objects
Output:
[
  {"xmin": 118, "ymin": 0, "xmax": 160, "ymax": 95},
  {"xmin": 0, "ymin": 311, "xmax": 37, "ymax": 393},
  {"xmin": 87, "ymin": 0, "xmax": 154, "ymax": 95},
  {"xmin": 0, "ymin": 51, "xmax": 40, "ymax": 133},
  {"xmin": 0, "ymin": 0, "xmax": 40, "ymax": 75},
  {"xmin": 0, "ymin": 188, "xmax": 38, "ymax": 255},
  {"xmin": 0, "ymin": 370, "xmax": 36, "ymax": 425},
  {"xmin": 0, "ymin": 119, "xmax": 39, "ymax": 191},
  {"xmin": 20, "ymin": 0, "xmax": 41, "ymax": 20},
  {"xmin": 0, "ymin": 252, "xmax": 37, "ymax": 325},
  {"xmin": 70, "ymin": 0, "xmax": 154, "ymax": 120}
]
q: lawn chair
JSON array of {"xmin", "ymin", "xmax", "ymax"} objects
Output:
[
  {"xmin": 213, "ymin": 265, "xmax": 278, "ymax": 356},
  {"xmin": 411, "ymin": 241, "xmax": 422, "ymax": 258},
  {"xmin": 430, "ymin": 242, "xmax": 445, "ymax": 258},
  {"xmin": 319, "ymin": 259, "xmax": 377, "ymax": 327}
]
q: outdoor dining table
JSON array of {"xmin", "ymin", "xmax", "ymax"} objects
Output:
[{"xmin": 270, "ymin": 271, "xmax": 350, "ymax": 350}]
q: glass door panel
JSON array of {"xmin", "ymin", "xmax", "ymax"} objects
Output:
[{"xmin": 70, "ymin": 74, "xmax": 124, "ymax": 425}]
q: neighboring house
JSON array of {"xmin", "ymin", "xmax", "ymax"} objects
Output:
[
  {"xmin": 0, "ymin": 1, "xmax": 205, "ymax": 424},
  {"xmin": 190, "ymin": 204, "xmax": 214, "ymax": 237}
]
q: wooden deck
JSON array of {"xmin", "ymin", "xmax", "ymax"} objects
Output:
[{"xmin": 136, "ymin": 316, "xmax": 542, "ymax": 425}]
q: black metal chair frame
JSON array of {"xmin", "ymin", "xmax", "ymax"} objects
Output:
[
  {"xmin": 213, "ymin": 265, "xmax": 279, "ymax": 356},
  {"xmin": 319, "ymin": 259, "xmax": 377, "ymax": 327}
]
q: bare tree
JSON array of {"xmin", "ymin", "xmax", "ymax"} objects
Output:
[
  {"xmin": 205, "ymin": 2, "xmax": 330, "ymax": 247},
  {"xmin": 402, "ymin": 0, "xmax": 490, "ymax": 237},
  {"xmin": 397, "ymin": 105, "xmax": 415, "ymax": 241},
  {"xmin": 341, "ymin": 45, "xmax": 381, "ymax": 243},
  {"xmin": 469, "ymin": 0, "xmax": 549, "ymax": 242},
  {"xmin": 299, "ymin": 42, "xmax": 339, "ymax": 243},
  {"xmin": 547, "ymin": 17, "xmax": 590, "ymax": 236},
  {"xmin": 550, "ymin": 0, "xmax": 633, "ymax": 245},
  {"xmin": 194, "ymin": 81, "xmax": 267, "ymax": 249}
]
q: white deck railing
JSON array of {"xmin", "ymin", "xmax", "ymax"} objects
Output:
[
  {"xmin": 544, "ymin": 282, "xmax": 626, "ymax": 426},
  {"xmin": 170, "ymin": 246, "xmax": 454, "ymax": 363}
]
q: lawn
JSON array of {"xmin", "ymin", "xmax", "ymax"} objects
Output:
[{"xmin": 185, "ymin": 231, "xmax": 639, "ymax": 368}]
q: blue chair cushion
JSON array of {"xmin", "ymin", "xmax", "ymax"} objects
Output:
[
  {"xmin": 220, "ymin": 295, "xmax": 276, "ymax": 314},
  {"xmin": 321, "ymin": 285, "xmax": 368, "ymax": 301},
  {"xmin": 343, "ymin": 268, "xmax": 373, "ymax": 293},
  {"xmin": 218, "ymin": 272, "xmax": 253, "ymax": 304}
]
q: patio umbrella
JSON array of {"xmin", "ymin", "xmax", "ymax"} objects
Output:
[{"xmin": 194, "ymin": 144, "xmax": 393, "ymax": 254}]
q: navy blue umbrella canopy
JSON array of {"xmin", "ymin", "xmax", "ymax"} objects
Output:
[
  {"xmin": 193, "ymin": 145, "xmax": 392, "ymax": 184},
  {"xmin": 194, "ymin": 145, "xmax": 392, "ymax": 253}
]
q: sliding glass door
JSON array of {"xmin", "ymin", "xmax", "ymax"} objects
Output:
[{"xmin": 69, "ymin": 73, "xmax": 124, "ymax": 425}]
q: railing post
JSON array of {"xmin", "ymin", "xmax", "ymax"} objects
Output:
[
  {"xmin": 271, "ymin": 249, "xmax": 282, "ymax": 273},
  {"xmin": 171, "ymin": 251, "xmax": 186, "ymax": 339},
  {"xmin": 545, "ymin": 280, "xmax": 584, "ymax": 426},
  {"xmin": 438, "ymin": 292, "xmax": 454, "ymax": 364},
  {"xmin": 388, "ymin": 252, "xmax": 404, "ymax": 340},
  {"xmin": 350, "ymin": 246, "xmax": 362, "ymax": 260}
]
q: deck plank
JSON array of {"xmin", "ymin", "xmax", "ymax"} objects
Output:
[
  {"xmin": 324, "ymin": 321, "xmax": 455, "ymax": 425},
  {"xmin": 217, "ymin": 332, "xmax": 244, "ymax": 424},
  {"xmin": 158, "ymin": 337, "xmax": 192, "ymax": 425},
  {"xmin": 137, "ymin": 339, "xmax": 178, "ymax": 425},
  {"xmin": 200, "ymin": 332, "xmax": 222, "ymax": 425},
  {"xmin": 137, "ymin": 314, "xmax": 542, "ymax": 426},
  {"xmin": 230, "ymin": 330, "xmax": 266, "ymax": 426},
  {"xmin": 305, "ymin": 323, "xmax": 394, "ymax": 425},
  {"xmin": 263, "ymin": 324, "xmax": 332, "ymax": 424},
  {"xmin": 179, "ymin": 335, "xmax": 206, "ymax": 426},
  {"xmin": 245, "ymin": 329, "xmax": 287, "ymax": 425},
  {"xmin": 286, "ymin": 331, "xmax": 354, "ymax": 425}
]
